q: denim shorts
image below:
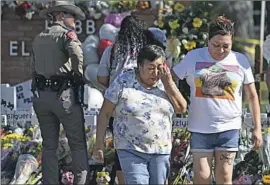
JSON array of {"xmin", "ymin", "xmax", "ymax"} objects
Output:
[
  {"xmin": 117, "ymin": 149, "xmax": 170, "ymax": 184},
  {"xmin": 190, "ymin": 129, "xmax": 240, "ymax": 152}
]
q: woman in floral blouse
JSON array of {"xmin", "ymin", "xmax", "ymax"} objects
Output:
[{"xmin": 94, "ymin": 45, "xmax": 187, "ymax": 184}]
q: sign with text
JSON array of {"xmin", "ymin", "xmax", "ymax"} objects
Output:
[
  {"xmin": 172, "ymin": 117, "xmax": 188, "ymax": 128},
  {"xmin": 15, "ymin": 80, "xmax": 33, "ymax": 110},
  {"xmin": 1, "ymin": 84, "xmax": 17, "ymax": 112},
  {"xmin": 2, "ymin": 109, "xmax": 33, "ymax": 128},
  {"xmin": 45, "ymin": 19, "xmax": 96, "ymax": 35},
  {"xmin": 9, "ymin": 41, "xmax": 30, "ymax": 57},
  {"xmin": 1, "ymin": 115, "xmax": 7, "ymax": 126}
]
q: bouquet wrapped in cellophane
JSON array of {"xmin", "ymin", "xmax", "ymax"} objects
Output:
[{"xmin": 170, "ymin": 128, "xmax": 193, "ymax": 185}]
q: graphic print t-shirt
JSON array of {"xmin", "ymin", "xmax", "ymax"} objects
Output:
[{"xmin": 173, "ymin": 47, "xmax": 254, "ymax": 133}]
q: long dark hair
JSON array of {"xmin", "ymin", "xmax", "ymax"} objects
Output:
[{"xmin": 114, "ymin": 15, "xmax": 148, "ymax": 62}]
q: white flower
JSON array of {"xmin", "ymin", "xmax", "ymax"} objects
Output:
[
  {"xmin": 100, "ymin": 1, "xmax": 109, "ymax": 8},
  {"xmin": 101, "ymin": 9, "xmax": 109, "ymax": 16},
  {"xmin": 188, "ymin": 34, "xmax": 195, "ymax": 40},
  {"xmin": 162, "ymin": 29, "xmax": 167, "ymax": 35},
  {"xmin": 182, "ymin": 27, "xmax": 189, "ymax": 34},
  {"xmin": 202, "ymin": 33, "xmax": 208, "ymax": 40},
  {"xmin": 88, "ymin": 7, "xmax": 96, "ymax": 15},
  {"xmin": 25, "ymin": 11, "xmax": 34, "ymax": 20},
  {"xmin": 173, "ymin": 38, "xmax": 181, "ymax": 46},
  {"xmin": 174, "ymin": 139, "xmax": 181, "ymax": 145},
  {"xmin": 154, "ymin": 20, "xmax": 159, "ymax": 26},
  {"xmin": 96, "ymin": 1, "xmax": 102, "ymax": 10},
  {"xmin": 94, "ymin": 13, "xmax": 102, "ymax": 20},
  {"xmin": 181, "ymin": 39, "xmax": 188, "ymax": 45}
]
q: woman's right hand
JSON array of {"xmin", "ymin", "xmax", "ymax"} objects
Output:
[{"xmin": 92, "ymin": 149, "xmax": 104, "ymax": 164}]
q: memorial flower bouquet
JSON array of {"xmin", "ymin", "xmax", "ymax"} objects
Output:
[
  {"xmin": 153, "ymin": 1, "xmax": 215, "ymax": 103},
  {"xmin": 233, "ymin": 150, "xmax": 264, "ymax": 184},
  {"xmin": 155, "ymin": 1, "xmax": 213, "ymax": 64},
  {"xmin": 170, "ymin": 128, "xmax": 192, "ymax": 184},
  {"xmin": 1, "ymin": 125, "xmax": 42, "ymax": 165}
]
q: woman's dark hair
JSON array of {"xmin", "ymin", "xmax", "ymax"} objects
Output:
[
  {"xmin": 114, "ymin": 15, "xmax": 147, "ymax": 62},
  {"xmin": 137, "ymin": 45, "xmax": 166, "ymax": 66},
  {"xmin": 208, "ymin": 16, "xmax": 234, "ymax": 40}
]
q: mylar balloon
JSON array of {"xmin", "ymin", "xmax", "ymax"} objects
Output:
[
  {"xmin": 82, "ymin": 35, "xmax": 99, "ymax": 49},
  {"xmin": 84, "ymin": 64, "xmax": 105, "ymax": 91},
  {"xmin": 82, "ymin": 35, "xmax": 100, "ymax": 65},
  {"xmin": 99, "ymin": 23, "xmax": 119, "ymax": 41},
  {"xmin": 98, "ymin": 39, "xmax": 113, "ymax": 56},
  {"xmin": 84, "ymin": 85, "xmax": 104, "ymax": 110},
  {"xmin": 104, "ymin": 12, "xmax": 129, "ymax": 28}
]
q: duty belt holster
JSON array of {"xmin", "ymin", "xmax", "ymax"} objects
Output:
[
  {"xmin": 33, "ymin": 73, "xmax": 85, "ymax": 106},
  {"xmin": 34, "ymin": 74, "xmax": 67, "ymax": 92},
  {"xmin": 70, "ymin": 75, "xmax": 85, "ymax": 106}
]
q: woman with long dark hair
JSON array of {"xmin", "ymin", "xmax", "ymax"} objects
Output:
[
  {"xmin": 97, "ymin": 15, "xmax": 163, "ymax": 185},
  {"xmin": 97, "ymin": 15, "xmax": 148, "ymax": 88}
]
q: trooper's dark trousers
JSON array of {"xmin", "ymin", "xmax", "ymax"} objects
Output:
[{"xmin": 33, "ymin": 88, "xmax": 89, "ymax": 184}]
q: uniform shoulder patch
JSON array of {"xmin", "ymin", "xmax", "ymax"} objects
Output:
[{"xmin": 66, "ymin": 30, "xmax": 77, "ymax": 40}]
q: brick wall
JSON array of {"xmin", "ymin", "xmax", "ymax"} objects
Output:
[{"xmin": 1, "ymin": 8, "xmax": 157, "ymax": 85}]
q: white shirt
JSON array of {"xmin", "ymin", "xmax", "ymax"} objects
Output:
[{"xmin": 173, "ymin": 47, "xmax": 255, "ymax": 133}]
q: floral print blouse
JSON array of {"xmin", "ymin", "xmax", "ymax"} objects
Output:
[{"xmin": 104, "ymin": 69, "xmax": 174, "ymax": 154}]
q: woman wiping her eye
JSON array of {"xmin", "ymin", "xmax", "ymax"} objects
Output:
[{"xmin": 93, "ymin": 45, "xmax": 187, "ymax": 185}]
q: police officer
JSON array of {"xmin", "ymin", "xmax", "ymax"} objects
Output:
[{"xmin": 31, "ymin": 1, "xmax": 89, "ymax": 184}]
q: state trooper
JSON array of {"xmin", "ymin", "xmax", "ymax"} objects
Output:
[{"xmin": 31, "ymin": 1, "xmax": 89, "ymax": 184}]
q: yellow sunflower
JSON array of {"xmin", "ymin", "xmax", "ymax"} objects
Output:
[
  {"xmin": 262, "ymin": 174, "xmax": 270, "ymax": 184},
  {"xmin": 184, "ymin": 41, "xmax": 196, "ymax": 51},
  {"xmin": 263, "ymin": 127, "xmax": 270, "ymax": 134},
  {"xmin": 165, "ymin": 0, "xmax": 174, "ymax": 6},
  {"xmin": 192, "ymin": 17, "xmax": 203, "ymax": 28},
  {"xmin": 174, "ymin": 2, "xmax": 185, "ymax": 13},
  {"xmin": 169, "ymin": 20, "xmax": 180, "ymax": 30},
  {"xmin": 158, "ymin": 21, "xmax": 164, "ymax": 28},
  {"xmin": 108, "ymin": 1, "xmax": 118, "ymax": 6}
]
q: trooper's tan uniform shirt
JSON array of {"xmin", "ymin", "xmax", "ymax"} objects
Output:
[
  {"xmin": 31, "ymin": 21, "xmax": 83, "ymax": 77},
  {"xmin": 31, "ymin": 20, "xmax": 89, "ymax": 185}
]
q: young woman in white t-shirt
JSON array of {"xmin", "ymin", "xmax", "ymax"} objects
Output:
[{"xmin": 172, "ymin": 16, "xmax": 263, "ymax": 184}]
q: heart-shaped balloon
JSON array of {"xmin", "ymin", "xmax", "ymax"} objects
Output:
[
  {"xmin": 98, "ymin": 39, "xmax": 113, "ymax": 56},
  {"xmin": 99, "ymin": 23, "xmax": 119, "ymax": 41},
  {"xmin": 104, "ymin": 12, "xmax": 130, "ymax": 28}
]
